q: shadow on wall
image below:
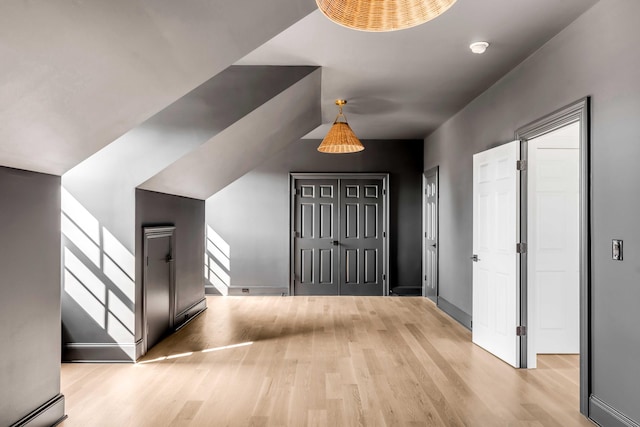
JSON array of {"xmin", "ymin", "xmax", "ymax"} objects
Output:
[
  {"xmin": 205, "ymin": 225, "xmax": 231, "ymax": 296},
  {"xmin": 61, "ymin": 187, "xmax": 135, "ymax": 360}
]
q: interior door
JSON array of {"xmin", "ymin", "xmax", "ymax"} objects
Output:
[
  {"xmin": 529, "ymin": 123, "xmax": 580, "ymax": 354},
  {"xmin": 143, "ymin": 227, "xmax": 175, "ymax": 352},
  {"xmin": 424, "ymin": 167, "xmax": 438, "ymax": 302},
  {"xmin": 293, "ymin": 180, "xmax": 340, "ymax": 296},
  {"xmin": 292, "ymin": 177, "xmax": 386, "ymax": 296},
  {"xmin": 472, "ymin": 141, "xmax": 520, "ymax": 367},
  {"xmin": 340, "ymin": 179, "xmax": 384, "ymax": 296}
]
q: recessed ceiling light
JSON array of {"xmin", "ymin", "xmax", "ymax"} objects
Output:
[{"xmin": 470, "ymin": 41, "xmax": 489, "ymax": 54}]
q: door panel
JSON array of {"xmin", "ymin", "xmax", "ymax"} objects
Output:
[
  {"xmin": 345, "ymin": 249, "xmax": 358, "ymax": 284},
  {"xmin": 472, "ymin": 141, "xmax": 520, "ymax": 367},
  {"xmin": 345, "ymin": 203, "xmax": 358, "ymax": 238},
  {"xmin": 424, "ymin": 167, "xmax": 438, "ymax": 301},
  {"xmin": 340, "ymin": 179, "xmax": 384, "ymax": 296},
  {"xmin": 294, "ymin": 179, "xmax": 339, "ymax": 295},
  {"xmin": 319, "ymin": 204, "xmax": 333, "ymax": 238},
  {"xmin": 300, "ymin": 249, "xmax": 313, "ymax": 284},
  {"xmin": 364, "ymin": 249, "xmax": 377, "ymax": 283},
  {"xmin": 301, "ymin": 204, "xmax": 314, "ymax": 238},
  {"xmin": 364, "ymin": 204, "xmax": 377, "ymax": 238},
  {"xmin": 319, "ymin": 249, "xmax": 333, "ymax": 284}
]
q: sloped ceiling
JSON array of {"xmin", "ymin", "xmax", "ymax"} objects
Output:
[
  {"xmin": 238, "ymin": 0, "xmax": 599, "ymax": 140},
  {"xmin": 140, "ymin": 68, "xmax": 322, "ymax": 199},
  {"xmin": 64, "ymin": 66, "xmax": 319, "ymax": 197},
  {"xmin": 0, "ymin": 0, "xmax": 316, "ymax": 175}
]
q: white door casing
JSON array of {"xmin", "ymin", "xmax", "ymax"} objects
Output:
[
  {"xmin": 528, "ymin": 122, "xmax": 580, "ymax": 362},
  {"xmin": 472, "ymin": 141, "xmax": 520, "ymax": 367}
]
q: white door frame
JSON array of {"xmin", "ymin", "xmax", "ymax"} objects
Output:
[{"xmin": 515, "ymin": 97, "xmax": 591, "ymax": 415}]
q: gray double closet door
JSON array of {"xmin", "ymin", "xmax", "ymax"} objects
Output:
[{"xmin": 293, "ymin": 176, "xmax": 387, "ymax": 296}]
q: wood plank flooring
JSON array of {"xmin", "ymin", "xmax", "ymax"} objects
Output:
[{"xmin": 60, "ymin": 296, "xmax": 593, "ymax": 426}]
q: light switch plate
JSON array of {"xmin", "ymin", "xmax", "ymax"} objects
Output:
[{"xmin": 612, "ymin": 239, "xmax": 623, "ymax": 261}]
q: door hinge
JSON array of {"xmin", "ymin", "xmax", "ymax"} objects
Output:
[
  {"xmin": 383, "ymin": 274, "xmax": 386, "ymax": 281},
  {"xmin": 425, "ymin": 232, "xmax": 427, "ymax": 238},
  {"xmin": 424, "ymin": 275, "xmax": 427, "ymax": 281},
  {"xmin": 146, "ymin": 256, "xmax": 149, "ymax": 266},
  {"xmin": 383, "ymin": 231, "xmax": 386, "ymax": 238},
  {"xmin": 516, "ymin": 242, "xmax": 527, "ymax": 253},
  {"xmin": 516, "ymin": 160, "xmax": 527, "ymax": 171},
  {"xmin": 516, "ymin": 326, "xmax": 527, "ymax": 336},
  {"xmin": 383, "ymin": 189, "xmax": 386, "ymax": 195}
]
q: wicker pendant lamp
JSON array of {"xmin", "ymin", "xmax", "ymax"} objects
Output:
[
  {"xmin": 316, "ymin": 0, "xmax": 457, "ymax": 32},
  {"xmin": 318, "ymin": 100, "xmax": 364, "ymax": 154}
]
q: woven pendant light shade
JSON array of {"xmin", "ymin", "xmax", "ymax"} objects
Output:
[
  {"xmin": 316, "ymin": 0, "xmax": 457, "ymax": 32},
  {"xmin": 318, "ymin": 100, "xmax": 364, "ymax": 154},
  {"xmin": 318, "ymin": 122, "xmax": 364, "ymax": 153}
]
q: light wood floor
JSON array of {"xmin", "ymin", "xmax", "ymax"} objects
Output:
[{"xmin": 60, "ymin": 296, "xmax": 593, "ymax": 426}]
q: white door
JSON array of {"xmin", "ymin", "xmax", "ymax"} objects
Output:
[
  {"xmin": 472, "ymin": 141, "xmax": 520, "ymax": 367},
  {"xmin": 528, "ymin": 123, "xmax": 580, "ymax": 358},
  {"xmin": 424, "ymin": 168, "xmax": 438, "ymax": 302}
]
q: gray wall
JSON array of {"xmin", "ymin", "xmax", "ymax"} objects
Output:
[
  {"xmin": 136, "ymin": 189, "xmax": 206, "ymax": 342},
  {"xmin": 61, "ymin": 66, "xmax": 310, "ymax": 359},
  {"xmin": 63, "ymin": 66, "xmax": 316, "ymax": 253},
  {"xmin": 0, "ymin": 167, "xmax": 64, "ymax": 426},
  {"xmin": 206, "ymin": 139, "xmax": 423, "ymax": 293},
  {"xmin": 423, "ymin": 0, "xmax": 640, "ymax": 423}
]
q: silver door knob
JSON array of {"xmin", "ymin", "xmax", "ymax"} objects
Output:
[{"xmin": 470, "ymin": 254, "xmax": 480, "ymax": 262}]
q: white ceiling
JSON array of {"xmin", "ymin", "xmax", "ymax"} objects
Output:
[{"xmin": 238, "ymin": 0, "xmax": 599, "ymax": 140}]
